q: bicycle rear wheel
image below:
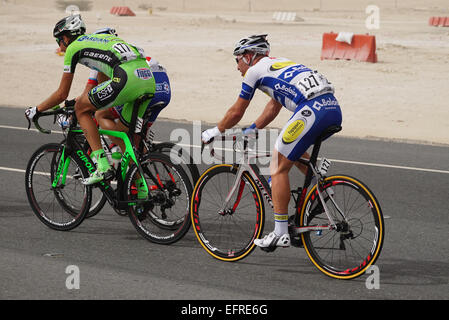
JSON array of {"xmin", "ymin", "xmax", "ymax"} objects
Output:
[
  {"xmin": 25, "ymin": 143, "xmax": 91, "ymax": 231},
  {"xmin": 299, "ymin": 175, "xmax": 384, "ymax": 279},
  {"xmin": 191, "ymin": 164, "xmax": 265, "ymax": 262},
  {"xmin": 126, "ymin": 152, "xmax": 193, "ymax": 244},
  {"xmin": 152, "ymin": 142, "xmax": 200, "ymax": 187}
]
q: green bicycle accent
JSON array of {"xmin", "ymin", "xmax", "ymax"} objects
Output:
[
  {"xmin": 70, "ymin": 129, "xmax": 149, "ymax": 195},
  {"xmin": 52, "ymin": 146, "xmax": 72, "ymax": 188}
]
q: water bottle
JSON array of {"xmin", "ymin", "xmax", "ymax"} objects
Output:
[
  {"xmin": 110, "ymin": 145, "xmax": 122, "ymax": 170},
  {"xmin": 56, "ymin": 114, "xmax": 70, "ymax": 130}
]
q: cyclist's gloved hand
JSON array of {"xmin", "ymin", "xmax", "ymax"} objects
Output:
[
  {"xmin": 25, "ymin": 106, "xmax": 40, "ymax": 122},
  {"xmin": 201, "ymin": 126, "xmax": 221, "ymax": 144},
  {"xmin": 242, "ymin": 123, "xmax": 257, "ymax": 135}
]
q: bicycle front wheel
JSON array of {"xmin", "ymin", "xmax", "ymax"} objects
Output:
[
  {"xmin": 25, "ymin": 143, "xmax": 91, "ymax": 231},
  {"xmin": 191, "ymin": 164, "xmax": 265, "ymax": 262},
  {"xmin": 125, "ymin": 152, "xmax": 193, "ymax": 244},
  {"xmin": 299, "ymin": 175, "xmax": 384, "ymax": 279}
]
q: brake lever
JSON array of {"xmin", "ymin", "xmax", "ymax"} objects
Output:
[{"xmin": 26, "ymin": 116, "xmax": 31, "ymax": 130}]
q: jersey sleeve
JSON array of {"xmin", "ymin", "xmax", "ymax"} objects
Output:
[
  {"xmin": 63, "ymin": 46, "xmax": 78, "ymax": 74},
  {"xmin": 87, "ymin": 69, "xmax": 99, "ymax": 85},
  {"xmin": 239, "ymin": 66, "xmax": 261, "ymax": 101}
]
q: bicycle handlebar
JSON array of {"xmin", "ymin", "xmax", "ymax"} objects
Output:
[
  {"xmin": 202, "ymin": 129, "xmax": 268, "ymax": 162},
  {"xmin": 29, "ymin": 102, "xmax": 75, "ymax": 134}
]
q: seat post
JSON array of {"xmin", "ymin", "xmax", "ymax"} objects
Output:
[
  {"xmin": 302, "ymin": 124, "xmax": 342, "ymax": 188},
  {"xmin": 303, "ymin": 140, "xmax": 322, "ymax": 188},
  {"xmin": 127, "ymin": 94, "xmax": 151, "ymax": 142}
]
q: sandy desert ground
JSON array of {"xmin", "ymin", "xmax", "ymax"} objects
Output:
[{"xmin": 0, "ymin": 0, "xmax": 448, "ymax": 145}]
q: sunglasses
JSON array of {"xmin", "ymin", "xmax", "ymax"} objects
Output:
[
  {"xmin": 235, "ymin": 55, "xmax": 243, "ymax": 64},
  {"xmin": 56, "ymin": 37, "xmax": 64, "ymax": 46}
]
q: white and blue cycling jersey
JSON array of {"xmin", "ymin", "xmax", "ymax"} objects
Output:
[{"xmin": 240, "ymin": 56, "xmax": 342, "ymax": 161}]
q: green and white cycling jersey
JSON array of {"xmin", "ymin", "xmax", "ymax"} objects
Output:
[
  {"xmin": 63, "ymin": 33, "xmax": 156, "ymax": 122},
  {"xmin": 63, "ymin": 33, "xmax": 145, "ymax": 75}
]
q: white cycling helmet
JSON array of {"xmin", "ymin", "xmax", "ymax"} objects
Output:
[
  {"xmin": 53, "ymin": 14, "xmax": 86, "ymax": 38},
  {"xmin": 233, "ymin": 34, "xmax": 270, "ymax": 56},
  {"xmin": 93, "ymin": 27, "xmax": 117, "ymax": 36}
]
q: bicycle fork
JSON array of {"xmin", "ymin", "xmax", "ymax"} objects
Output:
[{"xmin": 219, "ymin": 165, "xmax": 246, "ymax": 215}]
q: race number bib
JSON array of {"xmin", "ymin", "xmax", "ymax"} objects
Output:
[
  {"xmin": 113, "ymin": 43, "xmax": 137, "ymax": 62},
  {"xmin": 295, "ymin": 71, "xmax": 334, "ymax": 100}
]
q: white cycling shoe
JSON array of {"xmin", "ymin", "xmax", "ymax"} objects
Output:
[
  {"xmin": 254, "ymin": 231, "xmax": 290, "ymax": 253},
  {"xmin": 81, "ymin": 168, "xmax": 114, "ymax": 185}
]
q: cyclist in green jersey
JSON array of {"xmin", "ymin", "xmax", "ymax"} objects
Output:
[{"xmin": 25, "ymin": 15, "xmax": 156, "ymax": 185}]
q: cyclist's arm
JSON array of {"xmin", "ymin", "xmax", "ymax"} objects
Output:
[
  {"xmin": 217, "ymin": 97, "xmax": 250, "ymax": 132},
  {"xmin": 36, "ymin": 72, "xmax": 74, "ymax": 112},
  {"xmin": 253, "ymin": 98, "xmax": 282, "ymax": 129}
]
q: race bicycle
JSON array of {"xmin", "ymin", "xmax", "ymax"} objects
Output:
[
  {"xmin": 190, "ymin": 126, "xmax": 384, "ymax": 279},
  {"xmin": 69, "ymin": 104, "xmax": 200, "ymax": 219},
  {"xmin": 25, "ymin": 95, "xmax": 193, "ymax": 244}
]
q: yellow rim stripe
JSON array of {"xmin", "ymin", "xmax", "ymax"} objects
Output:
[{"xmin": 300, "ymin": 175, "xmax": 383, "ymax": 279}]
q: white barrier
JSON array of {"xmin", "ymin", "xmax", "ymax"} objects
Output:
[{"xmin": 272, "ymin": 11, "xmax": 298, "ymax": 22}]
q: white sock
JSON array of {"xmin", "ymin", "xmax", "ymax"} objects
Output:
[{"xmin": 274, "ymin": 213, "xmax": 288, "ymax": 236}]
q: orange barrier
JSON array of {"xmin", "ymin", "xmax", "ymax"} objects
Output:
[
  {"xmin": 110, "ymin": 6, "xmax": 135, "ymax": 16},
  {"xmin": 442, "ymin": 17, "xmax": 449, "ymax": 27},
  {"xmin": 110, "ymin": 7, "xmax": 119, "ymax": 14},
  {"xmin": 429, "ymin": 16, "xmax": 449, "ymax": 27},
  {"xmin": 321, "ymin": 32, "xmax": 377, "ymax": 63},
  {"xmin": 55, "ymin": 47, "xmax": 64, "ymax": 56}
]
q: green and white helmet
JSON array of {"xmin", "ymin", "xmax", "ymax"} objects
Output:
[
  {"xmin": 53, "ymin": 14, "xmax": 86, "ymax": 38},
  {"xmin": 233, "ymin": 34, "xmax": 270, "ymax": 56}
]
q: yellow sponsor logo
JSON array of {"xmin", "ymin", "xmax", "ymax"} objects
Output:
[
  {"xmin": 282, "ymin": 120, "xmax": 305, "ymax": 144},
  {"xmin": 270, "ymin": 61, "xmax": 295, "ymax": 70}
]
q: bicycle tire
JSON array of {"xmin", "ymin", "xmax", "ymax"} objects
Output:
[
  {"xmin": 299, "ymin": 175, "xmax": 384, "ymax": 280},
  {"xmin": 25, "ymin": 143, "xmax": 91, "ymax": 231},
  {"xmin": 126, "ymin": 152, "xmax": 193, "ymax": 244},
  {"xmin": 53, "ymin": 137, "xmax": 107, "ymax": 219},
  {"xmin": 191, "ymin": 164, "xmax": 265, "ymax": 262},
  {"xmin": 152, "ymin": 142, "xmax": 200, "ymax": 186}
]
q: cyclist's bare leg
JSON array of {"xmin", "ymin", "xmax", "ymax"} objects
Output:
[
  {"xmin": 76, "ymin": 94, "xmax": 113, "ymax": 184},
  {"xmin": 270, "ymin": 151, "xmax": 309, "ymax": 235},
  {"xmin": 254, "ymin": 150, "xmax": 294, "ymax": 247},
  {"xmin": 270, "ymin": 150, "xmax": 295, "ymax": 215},
  {"xmin": 294, "ymin": 152, "xmax": 310, "ymax": 175},
  {"xmin": 75, "ymin": 94, "xmax": 102, "ymax": 152},
  {"xmin": 95, "ymin": 110, "xmax": 145, "ymax": 196},
  {"xmin": 95, "ymin": 109, "xmax": 127, "ymax": 153}
]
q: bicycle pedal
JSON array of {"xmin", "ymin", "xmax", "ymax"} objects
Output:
[
  {"xmin": 103, "ymin": 169, "xmax": 116, "ymax": 181},
  {"xmin": 260, "ymin": 246, "xmax": 278, "ymax": 253},
  {"xmin": 136, "ymin": 207, "xmax": 147, "ymax": 221},
  {"xmin": 291, "ymin": 236, "xmax": 304, "ymax": 248}
]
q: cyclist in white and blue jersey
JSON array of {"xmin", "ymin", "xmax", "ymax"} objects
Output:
[{"xmin": 202, "ymin": 34, "xmax": 342, "ymax": 252}]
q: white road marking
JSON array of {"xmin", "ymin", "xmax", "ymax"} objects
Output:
[{"xmin": 2, "ymin": 124, "xmax": 448, "ymax": 175}]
